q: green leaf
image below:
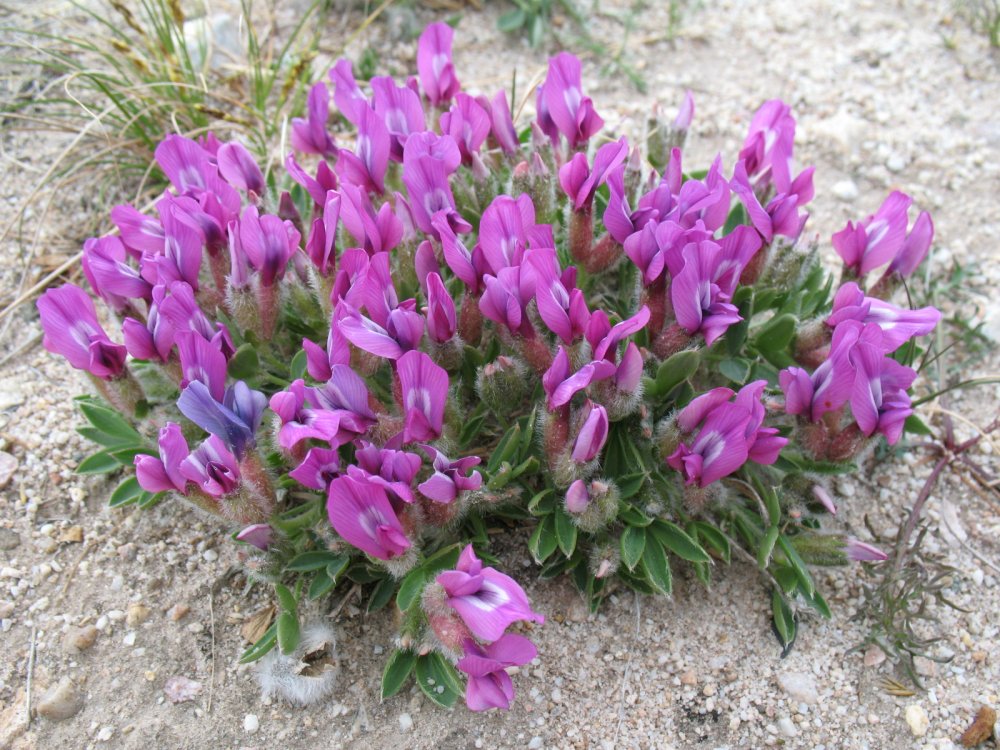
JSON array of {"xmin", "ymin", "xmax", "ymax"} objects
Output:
[
  {"xmin": 777, "ymin": 535, "xmax": 815, "ymax": 598},
  {"xmin": 78, "ymin": 400, "xmax": 143, "ymax": 443},
  {"xmin": 326, "ymin": 556, "xmax": 351, "ymax": 584},
  {"xmin": 239, "ymin": 622, "xmax": 277, "ymax": 664},
  {"xmin": 367, "ymin": 576, "xmax": 397, "ymax": 613},
  {"xmin": 227, "ymin": 343, "xmax": 260, "ymax": 379},
  {"xmin": 718, "ymin": 358, "xmax": 752, "ymax": 384},
  {"xmin": 497, "ymin": 8, "xmax": 526, "ymax": 32},
  {"xmin": 76, "ymin": 451, "xmax": 120, "ymax": 475},
  {"xmin": 723, "ymin": 201, "xmax": 749, "ymax": 233},
  {"xmin": 527, "ymin": 489, "xmax": 554, "ymax": 514},
  {"xmin": 619, "ymin": 504, "xmax": 653, "ymax": 527},
  {"xmin": 381, "ymin": 649, "xmax": 417, "ymax": 700},
  {"xmin": 771, "ymin": 589, "xmax": 796, "ymax": 656},
  {"xmin": 415, "ymin": 653, "xmax": 462, "ymax": 708},
  {"xmin": 287, "ymin": 550, "xmax": 344, "ymax": 571},
  {"xmin": 554, "ymin": 509, "xmax": 578, "ymax": 557},
  {"xmin": 620, "ymin": 525, "xmax": 646, "ymax": 571},
  {"xmin": 528, "ymin": 515, "xmax": 558, "ymax": 563},
  {"xmin": 274, "ymin": 583, "xmax": 297, "ymax": 613},
  {"xmin": 903, "ymin": 414, "xmax": 933, "ymax": 436},
  {"xmin": 137, "ymin": 491, "xmax": 162, "ymax": 510},
  {"xmin": 688, "ymin": 521, "xmax": 731, "ymax": 564},
  {"xmin": 290, "ymin": 349, "xmax": 308, "ymax": 380},
  {"xmin": 307, "ymin": 569, "xmax": 337, "ymax": 600},
  {"xmin": 641, "ymin": 536, "xmax": 672, "ymax": 595},
  {"xmin": 758, "ymin": 526, "xmax": 780, "ymax": 570},
  {"xmin": 487, "ymin": 423, "xmax": 522, "ymax": 474},
  {"xmin": 617, "ymin": 472, "xmax": 647, "ymax": 499},
  {"xmin": 108, "ymin": 447, "xmax": 148, "ymax": 465},
  {"xmin": 652, "ymin": 349, "xmax": 701, "ymax": 397},
  {"xmin": 752, "ymin": 313, "xmax": 797, "ymax": 352},
  {"xmin": 649, "ymin": 521, "xmax": 710, "ymax": 563},
  {"xmin": 277, "ymin": 611, "xmax": 301, "ymax": 655},
  {"xmin": 395, "ymin": 569, "xmax": 427, "ymax": 612},
  {"xmin": 108, "ymin": 476, "xmax": 144, "ymax": 507}
]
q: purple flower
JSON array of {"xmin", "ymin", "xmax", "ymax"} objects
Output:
[
  {"xmin": 848, "ymin": 324, "xmax": 917, "ymax": 445},
  {"xmin": 371, "ymin": 76, "xmax": 426, "ymax": 162},
  {"xmin": 154, "ymin": 134, "xmax": 214, "ymax": 194},
  {"xmin": 542, "ymin": 347, "xmax": 616, "ymax": 410},
  {"xmin": 178, "ymin": 380, "xmax": 265, "ymax": 459},
  {"xmin": 122, "ymin": 286, "xmax": 175, "ymax": 363},
  {"xmin": 302, "ymin": 325, "xmax": 351, "ymax": 382},
  {"xmin": 158, "ymin": 282, "xmax": 232, "ymax": 354},
  {"xmin": 37, "ymin": 284, "xmax": 127, "ymax": 379},
  {"xmin": 235, "ymin": 524, "xmax": 274, "ymax": 551},
  {"xmin": 565, "ymin": 479, "xmax": 590, "ymax": 513},
  {"xmin": 667, "ymin": 381, "xmax": 786, "ymax": 487},
  {"xmin": 586, "ymin": 305, "xmax": 650, "ymax": 362},
  {"xmin": 846, "ymin": 538, "xmax": 888, "ymax": 562},
  {"xmin": 417, "ymin": 445, "xmax": 482, "ymax": 503},
  {"xmin": 485, "ymin": 90, "xmax": 519, "ymax": 155},
  {"xmin": 326, "ymin": 474, "xmax": 411, "ymax": 560},
  {"xmin": 731, "ymin": 160, "xmax": 813, "ymax": 243},
  {"xmin": 397, "ymin": 350, "xmax": 449, "ymax": 443},
  {"xmin": 270, "ymin": 373, "xmax": 374, "ymax": 451},
  {"xmin": 826, "ymin": 282, "xmax": 941, "ymax": 352},
  {"xmin": 239, "ymin": 206, "xmax": 300, "ymax": 286},
  {"xmin": 291, "ymin": 82, "xmax": 337, "ymax": 157},
  {"xmin": 217, "ymin": 141, "xmax": 265, "ymax": 195},
  {"xmin": 111, "ymin": 204, "xmax": 164, "ymax": 256},
  {"xmin": 812, "ymin": 485, "xmax": 838, "ymax": 515},
  {"xmin": 305, "ymin": 192, "xmax": 341, "ymax": 276},
  {"xmin": 571, "ymin": 401, "xmax": 609, "ymax": 463},
  {"xmin": 558, "ymin": 138, "xmax": 628, "ymax": 212},
  {"xmin": 436, "ymin": 214, "xmax": 488, "ymax": 294},
  {"xmin": 536, "ymin": 52, "xmax": 603, "ymax": 149},
  {"xmin": 82, "ymin": 236, "xmax": 151, "ymax": 311},
  {"xmin": 176, "ymin": 330, "xmax": 228, "ymax": 401},
  {"xmin": 336, "ymin": 299, "xmax": 424, "ymax": 361},
  {"xmin": 832, "ymin": 191, "xmax": 919, "ymax": 277},
  {"xmin": 134, "ymin": 423, "xmax": 189, "ymax": 494},
  {"xmin": 780, "ymin": 320, "xmax": 863, "ymax": 422},
  {"xmin": 329, "ymin": 59, "xmax": 368, "ymax": 126},
  {"xmin": 457, "ymin": 634, "xmax": 537, "ymax": 712},
  {"xmin": 143, "ymin": 198, "xmax": 204, "ymax": 290},
  {"xmin": 417, "ymin": 22, "xmax": 460, "ymax": 106},
  {"xmin": 424, "ymin": 272, "xmax": 457, "ymax": 344},
  {"xmin": 738, "ymin": 99, "xmax": 796, "ymax": 194},
  {"xmin": 180, "ymin": 435, "xmax": 241, "ymax": 498},
  {"xmin": 338, "ymin": 183, "xmax": 403, "ymax": 255},
  {"xmin": 674, "ymin": 90, "xmax": 695, "ymax": 130},
  {"xmin": 436, "ymin": 545, "xmax": 544, "ymax": 642},
  {"xmin": 615, "ymin": 342, "xmax": 644, "ymax": 393},
  {"xmin": 670, "ymin": 240, "xmax": 744, "ymax": 346},
  {"xmin": 478, "ymin": 194, "xmax": 551, "ymax": 274},
  {"xmin": 479, "ymin": 266, "xmax": 533, "ymax": 337},
  {"xmin": 886, "ymin": 210, "xmax": 933, "ymax": 277},
  {"xmin": 289, "ymin": 447, "xmax": 342, "ymax": 491},
  {"xmin": 336, "ymin": 103, "xmax": 390, "ymax": 194},
  {"xmin": 285, "ymin": 152, "xmax": 338, "ymax": 208},
  {"xmin": 440, "ymin": 93, "xmax": 491, "ymax": 166},
  {"xmin": 526, "ymin": 249, "xmax": 590, "ymax": 344},
  {"xmin": 402, "ymin": 137, "xmax": 469, "ymax": 238}
]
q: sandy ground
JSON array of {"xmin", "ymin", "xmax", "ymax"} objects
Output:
[{"xmin": 1, "ymin": 1, "xmax": 999, "ymax": 748}]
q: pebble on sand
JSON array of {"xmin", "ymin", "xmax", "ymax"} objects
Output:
[{"xmin": 36, "ymin": 678, "xmax": 84, "ymax": 721}]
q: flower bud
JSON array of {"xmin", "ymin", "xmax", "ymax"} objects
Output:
[
  {"xmin": 475, "ymin": 355, "xmax": 528, "ymax": 414},
  {"xmin": 588, "ymin": 542, "xmax": 620, "ymax": 579},
  {"xmin": 790, "ymin": 533, "xmax": 849, "ymax": 566}
]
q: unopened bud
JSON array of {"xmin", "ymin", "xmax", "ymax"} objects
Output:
[
  {"xmin": 476, "ymin": 355, "xmax": 529, "ymax": 414},
  {"xmin": 791, "ymin": 532, "xmax": 849, "ymax": 566}
]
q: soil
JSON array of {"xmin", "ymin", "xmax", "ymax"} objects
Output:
[{"xmin": 0, "ymin": 1, "xmax": 998, "ymax": 749}]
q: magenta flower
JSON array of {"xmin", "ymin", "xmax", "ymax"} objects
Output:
[
  {"xmin": 565, "ymin": 480, "xmax": 590, "ymax": 513},
  {"xmin": 485, "ymin": 91, "xmax": 519, "ymax": 155},
  {"xmin": 440, "ymin": 93, "xmax": 491, "ymax": 166},
  {"xmin": 329, "ymin": 58, "xmax": 368, "ymax": 125},
  {"xmin": 289, "ymin": 447, "xmax": 342, "ymax": 491},
  {"xmin": 571, "ymin": 401, "xmax": 610, "ymax": 463},
  {"xmin": 235, "ymin": 524, "xmax": 274, "ymax": 551},
  {"xmin": 417, "ymin": 22, "xmax": 460, "ymax": 106},
  {"xmin": 886, "ymin": 210, "xmax": 933, "ymax": 277},
  {"xmin": 158, "ymin": 282, "xmax": 232, "ymax": 355},
  {"xmin": 832, "ymin": 191, "xmax": 922, "ymax": 277},
  {"xmin": 848, "ymin": 325, "xmax": 917, "ymax": 445},
  {"xmin": 291, "ymin": 81, "xmax": 337, "ymax": 158},
  {"xmin": 239, "ymin": 206, "xmax": 301, "ymax": 286},
  {"xmin": 336, "ymin": 103, "xmax": 390, "ymax": 194},
  {"xmin": 780, "ymin": 320, "xmax": 863, "ymax": 422},
  {"xmin": 558, "ymin": 137, "xmax": 628, "ymax": 212},
  {"xmin": 670, "ymin": 241, "xmax": 744, "ymax": 346},
  {"xmin": 536, "ymin": 52, "xmax": 603, "ymax": 149},
  {"xmin": 178, "ymin": 380, "xmax": 266, "ymax": 459},
  {"xmin": 417, "ymin": 445, "xmax": 482, "ymax": 503},
  {"xmin": 738, "ymin": 99, "xmax": 796, "ymax": 194},
  {"xmin": 305, "ymin": 192, "xmax": 341, "ymax": 276},
  {"xmin": 111, "ymin": 204, "xmax": 164, "ymax": 256},
  {"xmin": 179, "ymin": 435, "xmax": 241, "ymax": 498},
  {"xmin": 397, "ymin": 350, "xmax": 449, "ymax": 442},
  {"xmin": 134, "ymin": 423, "xmax": 189, "ymax": 494},
  {"xmin": 402, "ymin": 136, "xmax": 469, "ymax": 238},
  {"xmin": 154, "ymin": 134, "xmax": 213, "ymax": 194},
  {"xmin": 731, "ymin": 160, "xmax": 814, "ymax": 243},
  {"xmin": 269, "ymin": 375, "xmax": 374, "ymax": 451},
  {"xmin": 355, "ymin": 441, "xmax": 422, "ymax": 489},
  {"xmin": 371, "ymin": 76, "xmax": 426, "ymax": 162},
  {"xmin": 326, "ymin": 474, "xmax": 412, "ymax": 560},
  {"xmin": 479, "ymin": 266, "xmax": 533, "ymax": 337},
  {"xmin": 542, "ymin": 348, "xmax": 616, "ymax": 410},
  {"xmin": 338, "ymin": 183, "xmax": 403, "ymax": 256},
  {"xmin": 424, "ymin": 272, "xmax": 457, "ymax": 344},
  {"xmin": 37, "ymin": 284, "xmax": 127, "ymax": 380},
  {"xmin": 478, "ymin": 194, "xmax": 551, "ymax": 274},
  {"xmin": 302, "ymin": 325, "xmax": 351, "ymax": 382},
  {"xmin": 143, "ymin": 198, "xmax": 204, "ymax": 291},
  {"xmin": 436, "ymin": 214, "xmax": 488, "ymax": 294},
  {"xmin": 176, "ymin": 330, "xmax": 228, "ymax": 400},
  {"xmin": 526, "ymin": 249, "xmax": 590, "ymax": 344},
  {"xmin": 285, "ymin": 152, "xmax": 338, "ymax": 208},
  {"xmin": 826, "ymin": 282, "xmax": 941, "ymax": 352},
  {"xmin": 336, "ymin": 299, "xmax": 424, "ymax": 361},
  {"xmin": 82, "ymin": 236, "xmax": 151, "ymax": 311},
  {"xmin": 436, "ymin": 545, "xmax": 544, "ymax": 641},
  {"xmin": 123, "ymin": 286, "xmax": 175, "ymax": 363},
  {"xmin": 457, "ymin": 634, "xmax": 537, "ymax": 712},
  {"xmin": 846, "ymin": 538, "xmax": 888, "ymax": 562},
  {"xmin": 217, "ymin": 141, "xmax": 265, "ymax": 195},
  {"xmin": 667, "ymin": 381, "xmax": 786, "ymax": 487},
  {"xmin": 586, "ymin": 305, "xmax": 650, "ymax": 362}
]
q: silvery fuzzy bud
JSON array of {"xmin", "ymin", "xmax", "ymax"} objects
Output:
[
  {"xmin": 565, "ymin": 478, "xmax": 620, "ymax": 534},
  {"xmin": 475, "ymin": 355, "xmax": 529, "ymax": 414},
  {"xmin": 654, "ymin": 416, "xmax": 683, "ymax": 460},
  {"xmin": 257, "ymin": 622, "xmax": 339, "ymax": 706},
  {"xmin": 758, "ymin": 235, "xmax": 816, "ymax": 290},
  {"xmin": 588, "ymin": 542, "xmax": 620, "ymax": 579},
  {"xmin": 787, "ymin": 532, "xmax": 849, "ymax": 566},
  {"xmin": 793, "ymin": 318, "xmax": 831, "ymax": 369}
]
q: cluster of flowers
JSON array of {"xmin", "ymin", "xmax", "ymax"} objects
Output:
[{"xmin": 38, "ymin": 22, "xmax": 940, "ymax": 711}]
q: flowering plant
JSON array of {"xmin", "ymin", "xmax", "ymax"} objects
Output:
[{"xmin": 40, "ymin": 23, "xmax": 940, "ymax": 712}]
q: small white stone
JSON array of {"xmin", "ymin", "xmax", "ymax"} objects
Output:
[
  {"xmin": 122, "ymin": 632, "xmax": 136, "ymax": 647},
  {"xmin": 243, "ymin": 713, "xmax": 260, "ymax": 734},
  {"xmin": 203, "ymin": 549, "xmax": 218, "ymax": 562},
  {"xmin": 831, "ymin": 180, "xmax": 859, "ymax": 201},
  {"xmin": 96, "ymin": 727, "xmax": 114, "ymax": 742},
  {"xmin": 398, "ymin": 713, "xmax": 413, "ymax": 732},
  {"xmin": 905, "ymin": 704, "xmax": 928, "ymax": 737},
  {"xmin": 777, "ymin": 672, "xmax": 820, "ymax": 704},
  {"xmin": 778, "ymin": 717, "xmax": 798, "ymax": 737},
  {"xmin": 886, "ymin": 154, "xmax": 906, "ymax": 173},
  {"xmin": 528, "ymin": 737, "xmax": 544, "ymax": 749}
]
